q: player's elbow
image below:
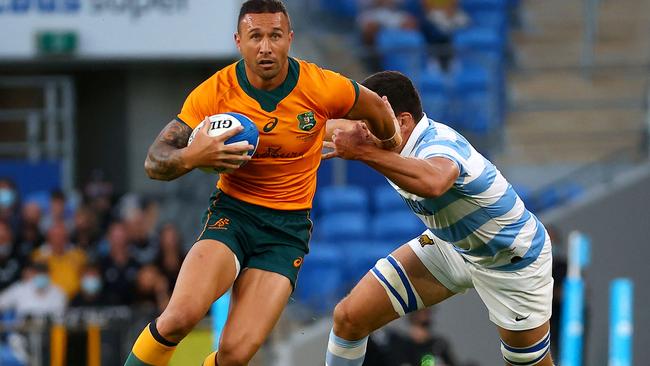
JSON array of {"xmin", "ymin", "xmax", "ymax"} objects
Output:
[
  {"xmin": 417, "ymin": 179, "xmax": 448, "ymax": 199},
  {"xmin": 144, "ymin": 156, "xmax": 167, "ymax": 181}
]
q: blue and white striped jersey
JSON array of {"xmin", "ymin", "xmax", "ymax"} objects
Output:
[{"xmin": 389, "ymin": 115, "xmax": 548, "ymax": 270}]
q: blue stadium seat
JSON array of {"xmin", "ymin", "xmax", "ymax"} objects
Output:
[
  {"xmin": 460, "ymin": 0, "xmax": 508, "ymax": 13},
  {"xmin": 376, "ymin": 29, "xmax": 427, "ymax": 79},
  {"xmin": 373, "ymin": 185, "xmax": 406, "ymax": 213},
  {"xmin": 453, "ymin": 27, "xmax": 505, "ymax": 60},
  {"xmin": 316, "ymin": 185, "xmax": 369, "ymax": 215},
  {"xmin": 370, "ymin": 211, "xmax": 425, "ymax": 243},
  {"xmin": 346, "ymin": 160, "xmax": 387, "ymax": 188},
  {"xmin": 451, "ymin": 62, "xmax": 495, "ymax": 133},
  {"xmin": 339, "ymin": 240, "xmax": 398, "ymax": 285},
  {"xmin": 320, "ymin": 0, "xmax": 358, "ymax": 19},
  {"xmin": 295, "ymin": 242, "xmax": 344, "ymax": 313},
  {"xmin": 417, "ymin": 69, "xmax": 451, "ymax": 121},
  {"xmin": 315, "ymin": 212, "xmax": 368, "ymax": 241}
]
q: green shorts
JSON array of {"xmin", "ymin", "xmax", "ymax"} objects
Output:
[{"xmin": 196, "ymin": 190, "xmax": 312, "ymax": 288}]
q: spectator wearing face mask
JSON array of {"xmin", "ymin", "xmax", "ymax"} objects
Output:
[
  {"xmin": 0, "ymin": 262, "xmax": 66, "ymax": 321},
  {"xmin": 0, "ymin": 221, "xmax": 21, "ymax": 292},
  {"xmin": 70, "ymin": 264, "xmax": 106, "ymax": 308}
]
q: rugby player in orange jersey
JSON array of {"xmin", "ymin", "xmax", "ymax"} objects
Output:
[{"xmin": 123, "ymin": 1, "xmax": 402, "ymax": 365}]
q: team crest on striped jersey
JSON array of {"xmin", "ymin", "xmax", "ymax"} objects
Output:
[
  {"xmin": 418, "ymin": 234, "xmax": 435, "ymax": 247},
  {"xmin": 297, "ymin": 111, "xmax": 316, "ymax": 131}
]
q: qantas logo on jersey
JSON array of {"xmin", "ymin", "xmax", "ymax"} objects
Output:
[
  {"xmin": 297, "ymin": 111, "xmax": 317, "ymax": 131},
  {"xmin": 255, "ymin": 146, "xmax": 302, "ymax": 159}
]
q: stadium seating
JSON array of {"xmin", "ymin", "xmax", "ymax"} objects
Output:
[
  {"xmin": 315, "ymin": 212, "xmax": 368, "ymax": 241},
  {"xmin": 373, "ymin": 185, "xmax": 406, "ymax": 213},
  {"xmin": 294, "ymin": 242, "xmax": 344, "ymax": 312},
  {"xmin": 370, "ymin": 210, "xmax": 426, "ymax": 243},
  {"xmin": 376, "ymin": 28, "xmax": 427, "ymax": 79},
  {"xmin": 317, "ymin": 185, "xmax": 369, "ymax": 215},
  {"xmin": 339, "ymin": 240, "xmax": 398, "ymax": 285}
]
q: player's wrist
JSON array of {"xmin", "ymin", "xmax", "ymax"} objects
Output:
[
  {"xmin": 379, "ymin": 130, "xmax": 402, "ymax": 150},
  {"xmin": 179, "ymin": 147, "xmax": 197, "ymax": 170}
]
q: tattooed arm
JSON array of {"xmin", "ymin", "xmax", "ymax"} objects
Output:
[
  {"xmin": 144, "ymin": 118, "xmax": 253, "ymax": 181},
  {"xmin": 144, "ymin": 120, "xmax": 193, "ymax": 181}
]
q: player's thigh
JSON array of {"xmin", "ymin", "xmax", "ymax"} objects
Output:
[
  {"xmin": 498, "ymin": 321, "xmax": 554, "ymax": 366},
  {"xmin": 217, "ymin": 269, "xmax": 293, "ymax": 363},
  {"xmin": 392, "ymin": 244, "xmax": 456, "ymax": 306},
  {"xmin": 334, "ymin": 244, "xmax": 455, "ymax": 336},
  {"xmin": 157, "ymin": 239, "xmax": 238, "ymax": 339}
]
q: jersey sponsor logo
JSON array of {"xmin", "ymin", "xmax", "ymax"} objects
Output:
[
  {"xmin": 297, "ymin": 111, "xmax": 316, "ymax": 131},
  {"xmin": 255, "ymin": 146, "xmax": 302, "ymax": 159},
  {"xmin": 515, "ymin": 313, "xmax": 531, "ymax": 322},
  {"xmin": 208, "ymin": 217, "xmax": 230, "ymax": 230},
  {"xmin": 293, "ymin": 257, "xmax": 303, "ymax": 268},
  {"xmin": 418, "ymin": 234, "xmax": 435, "ymax": 247},
  {"xmin": 263, "ymin": 117, "xmax": 278, "ymax": 133}
]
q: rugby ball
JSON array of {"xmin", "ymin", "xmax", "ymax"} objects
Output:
[{"xmin": 187, "ymin": 112, "xmax": 259, "ymax": 174}]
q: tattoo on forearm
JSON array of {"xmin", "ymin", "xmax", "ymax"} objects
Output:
[{"xmin": 144, "ymin": 120, "xmax": 193, "ymax": 180}]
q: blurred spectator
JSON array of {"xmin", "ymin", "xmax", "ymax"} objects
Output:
[
  {"xmin": 134, "ymin": 265, "xmax": 170, "ymax": 314},
  {"xmin": 365, "ymin": 309, "xmax": 458, "ymax": 366},
  {"xmin": 0, "ymin": 179, "xmax": 20, "ymax": 233},
  {"xmin": 39, "ymin": 190, "xmax": 73, "ymax": 234},
  {"xmin": 358, "ymin": 0, "xmax": 418, "ymax": 46},
  {"xmin": 15, "ymin": 202, "xmax": 44, "ymax": 263},
  {"xmin": 0, "ymin": 221, "xmax": 21, "ymax": 291},
  {"xmin": 155, "ymin": 223, "xmax": 184, "ymax": 289},
  {"xmin": 70, "ymin": 205, "xmax": 101, "ymax": 260},
  {"xmin": 70, "ymin": 264, "xmax": 106, "ymax": 308},
  {"xmin": 0, "ymin": 262, "xmax": 66, "ymax": 320},
  {"xmin": 124, "ymin": 206, "xmax": 158, "ymax": 266},
  {"xmin": 422, "ymin": 0, "xmax": 469, "ymax": 34},
  {"xmin": 32, "ymin": 221, "xmax": 87, "ymax": 299},
  {"xmin": 83, "ymin": 170, "xmax": 115, "ymax": 231},
  {"xmin": 99, "ymin": 221, "xmax": 140, "ymax": 305}
]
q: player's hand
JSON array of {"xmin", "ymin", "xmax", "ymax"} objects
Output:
[
  {"xmin": 330, "ymin": 121, "xmax": 376, "ymax": 160},
  {"xmin": 182, "ymin": 117, "xmax": 254, "ymax": 171}
]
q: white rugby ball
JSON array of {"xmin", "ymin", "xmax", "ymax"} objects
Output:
[{"xmin": 187, "ymin": 112, "xmax": 260, "ymax": 174}]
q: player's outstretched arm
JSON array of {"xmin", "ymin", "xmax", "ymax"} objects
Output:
[
  {"xmin": 329, "ymin": 123, "xmax": 459, "ymax": 198},
  {"xmin": 144, "ymin": 118, "xmax": 252, "ymax": 181},
  {"xmin": 345, "ymin": 86, "xmax": 402, "ymax": 149}
]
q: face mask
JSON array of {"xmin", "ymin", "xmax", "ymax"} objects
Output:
[
  {"xmin": 0, "ymin": 189, "xmax": 16, "ymax": 208},
  {"xmin": 32, "ymin": 274, "xmax": 50, "ymax": 290},
  {"xmin": 0, "ymin": 244, "xmax": 11, "ymax": 257},
  {"xmin": 81, "ymin": 276, "xmax": 102, "ymax": 295}
]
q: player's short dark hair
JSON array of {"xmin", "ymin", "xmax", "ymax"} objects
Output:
[
  {"xmin": 362, "ymin": 71, "xmax": 424, "ymax": 122},
  {"xmin": 238, "ymin": 0, "xmax": 291, "ymax": 31}
]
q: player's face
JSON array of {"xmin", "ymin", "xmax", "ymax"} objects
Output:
[{"xmin": 235, "ymin": 12, "xmax": 293, "ymax": 82}]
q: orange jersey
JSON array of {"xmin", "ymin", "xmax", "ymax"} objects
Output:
[{"xmin": 177, "ymin": 58, "xmax": 359, "ymax": 210}]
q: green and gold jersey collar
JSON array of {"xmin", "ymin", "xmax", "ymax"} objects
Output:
[{"xmin": 236, "ymin": 57, "xmax": 300, "ymax": 113}]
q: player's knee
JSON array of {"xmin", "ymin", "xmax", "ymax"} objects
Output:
[
  {"xmin": 157, "ymin": 307, "xmax": 203, "ymax": 339},
  {"xmin": 218, "ymin": 336, "xmax": 261, "ymax": 366},
  {"xmin": 501, "ymin": 331, "xmax": 551, "ymax": 366},
  {"xmin": 333, "ymin": 299, "xmax": 370, "ymax": 340}
]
